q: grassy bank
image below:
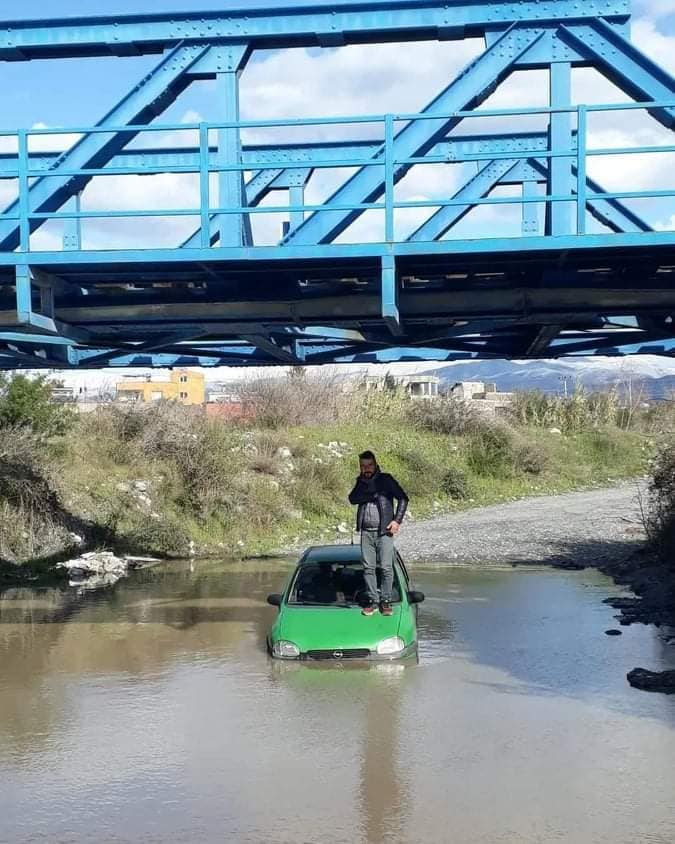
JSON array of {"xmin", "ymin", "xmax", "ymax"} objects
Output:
[{"xmin": 1, "ymin": 372, "xmax": 670, "ymax": 579}]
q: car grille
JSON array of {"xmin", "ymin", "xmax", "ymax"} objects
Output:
[{"xmin": 305, "ymin": 648, "xmax": 371, "ymax": 660}]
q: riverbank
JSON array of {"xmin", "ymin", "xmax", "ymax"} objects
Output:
[{"xmin": 0, "ymin": 401, "xmax": 653, "ymax": 574}]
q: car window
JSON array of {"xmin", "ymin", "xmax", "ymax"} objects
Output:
[{"xmin": 288, "ymin": 561, "xmax": 402, "ymax": 606}]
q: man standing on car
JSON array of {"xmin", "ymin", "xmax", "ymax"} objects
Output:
[{"xmin": 348, "ymin": 450, "xmax": 409, "ymax": 617}]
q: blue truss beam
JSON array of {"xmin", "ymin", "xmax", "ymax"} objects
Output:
[
  {"xmin": 0, "ymin": 43, "xmax": 211, "ymax": 252},
  {"xmin": 284, "ymin": 25, "xmax": 546, "ymax": 246},
  {"xmin": 408, "ymin": 158, "xmax": 519, "ymax": 241},
  {"xmin": 0, "ymin": 133, "xmax": 557, "ymax": 177},
  {"xmin": 527, "ymin": 159, "xmax": 652, "ymax": 234},
  {"xmin": 561, "ymin": 21, "xmax": 675, "ymax": 129},
  {"xmin": 0, "ymin": 1, "xmax": 630, "ymax": 60}
]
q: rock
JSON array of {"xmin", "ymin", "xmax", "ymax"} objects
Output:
[
  {"xmin": 276, "ymin": 447, "xmax": 293, "ymax": 460},
  {"xmin": 549, "ymin": 427, "xmax": 562, "ymax": 435},
  {"xmin": 133, "ymin": 480, "xmax": 149, "ymax": 492},
  {"xmin": 69, "ymin": 532, "xmax": 84, "ymax": 546},
  {"xmin": 57, "ymin": 552, "xmax": 128, "ymax": 578},
  {"xmin": 627, "ymin": 668, "xmax": 675, "ymax": 693},
  {"xmin": 605, "ymin": 629, "xmax": 622, "ymax": 636}
]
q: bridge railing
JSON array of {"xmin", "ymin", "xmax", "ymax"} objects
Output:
[{"xmin": 1, "ymin": 99, "xmax": 673, "ymax": 253}]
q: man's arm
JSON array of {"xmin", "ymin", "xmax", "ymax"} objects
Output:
[
  {"xmin": 348, "ymin": 477, "xmax": 376, "ymax": 505},
  {"xmin": 388, "ymin": 475, "xmax": 409, "ymax": 524}
]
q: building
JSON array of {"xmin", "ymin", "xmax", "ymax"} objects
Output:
[
  {"xmin": 360, "ymin": 374, "xmax": 440, "ymax": 398},
  {"xmin": 450, "ymin": 381, "xmax": 514, "ymax": 416},
  {"xmin": 115, "ymin": 369, "xmax": 206, "ymax": 405}
]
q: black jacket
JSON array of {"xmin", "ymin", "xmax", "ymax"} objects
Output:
[{"xmin": 348, "ymin": 471, "xmax": 409, "ymax": 535}]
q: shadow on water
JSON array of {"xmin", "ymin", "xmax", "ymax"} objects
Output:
[{"xmin": 269, "ymin": 659, "xmax": 416, "ymax": 843}]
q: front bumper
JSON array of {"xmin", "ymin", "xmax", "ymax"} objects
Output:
[{"xmin": 269, "ymin": 641, "xmax": 418, "ymax": 662}]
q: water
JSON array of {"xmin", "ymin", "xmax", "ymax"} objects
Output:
[{"xmin": 1, "ymin": 561, "xmax": 674, "ymax": 844}]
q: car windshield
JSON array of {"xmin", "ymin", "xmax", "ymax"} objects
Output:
[{"xmin": 288, "ymin": 561, "xmax": 401, "ymax": 607}]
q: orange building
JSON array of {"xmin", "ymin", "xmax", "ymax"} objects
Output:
[{"xmin": 116, "ymin": 369, "xmax": 206, "ymax": 405}]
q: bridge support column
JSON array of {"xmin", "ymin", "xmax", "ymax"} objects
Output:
[
  {"xmin": 63, "ymin": 193, "xmax": 82, "ymax": 251},
  {"xmin": 215, "ymin": 46, "xmax": 252, "ymax": 248},
  {"xmin": 382, "ymin": 255, "xmax": 402, "ymax": 337},
  {"xmin": 547, "ymin": 61, "xmax": 574, "ymax": 236},
  {"xmin": 522, "ymin": 179, "xmax": 539, "ymax": 235}
]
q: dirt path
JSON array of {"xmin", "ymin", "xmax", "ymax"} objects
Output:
[{"xmin": 396, "ymin": 483, "xmax": 647, "ymax": 566}]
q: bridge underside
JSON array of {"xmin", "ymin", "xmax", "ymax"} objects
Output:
[
  {"xmin": 1, "ymin": 239, "xmax": 673, "ymax": 367},
  {"xmin": 0, "ymin": 0, "xmax": 672, "ymax": 369}
]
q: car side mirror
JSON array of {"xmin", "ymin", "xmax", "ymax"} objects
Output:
[
  {"xmin": 267, "ymin": 593, "xmax": 283, "ymax": 607},
  {"xmin": 408, "ymin": 590, "xmax": 425, "ymax": 605}
]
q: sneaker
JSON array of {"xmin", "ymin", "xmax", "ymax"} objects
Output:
[
  {"xmin": 362, "ymin": 604, "xmax": 376, "ymax": 617},
  {"xmin": 380, "ymin": 601, "xmax": 393, "ymax": 616}
]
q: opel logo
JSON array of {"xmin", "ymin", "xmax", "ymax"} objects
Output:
[{"xmin": 333, "ymin": 651, "xmax": 343, "ymax": 659}]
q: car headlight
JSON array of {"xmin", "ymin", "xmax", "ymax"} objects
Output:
[
  {"xmin": 272, "ymin": 640, "xmax": 301, "ymax": 659},
  {"xmin": 376, "ymin": 637, "xmax": 405, "ymax": 655}
]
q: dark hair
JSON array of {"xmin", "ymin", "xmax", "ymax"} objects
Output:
[{"xmin": 359, "ymin": 450, "xmax": 377, "ymax": 462}]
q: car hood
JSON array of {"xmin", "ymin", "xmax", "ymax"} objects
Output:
[{"xmin": 277, "ymin": 605, "xmax": 402, "ymax": 652}]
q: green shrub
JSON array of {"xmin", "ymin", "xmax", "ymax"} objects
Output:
[
  {"xmin": 584, "ymin": 429, "xmax": 623, "ymax": 461},
  {"xmin": 392, "ymin": 447, "xmax": 445, "ymax": 496},
  {"xmin": 513, "ymin": 440, "xmax": 549, "ymax": 475},
  {"xmin": 510, "ymin": 387, "xmax": 620, "ymax": 433},
  {"xmin": 406, "ymin": 397, "xmax": 478, "ymax": 435},
  {"xmin": 291, "ymin": 458, "xmax": 344, "ymax": 519},
  {"xmin": 441, "ymin": 466, "xmax": 471, "ymax": 499},
  {"xmin": 647, "ymin": 441, "xmax": 675, "ymax": 566},
  {"xmin": 123, "ymin": 516, "xmax": 192, "ymax": 557},
  {"xmin": 465, "ymin": 422, "xmax": 517, "ymax": 477}
]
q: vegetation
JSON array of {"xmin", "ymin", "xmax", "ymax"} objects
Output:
[
  {"xmin": 0, "ymin": 371, "xmax": 671, "ymax": 576},
  {"xmin": 645, "ymin": 441, "xmax": 675, "ymax": 566}
]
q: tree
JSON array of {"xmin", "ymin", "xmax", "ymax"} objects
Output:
[{"xmin": 0, "ymin": 374, "xmax": 74, "ymax": 436}]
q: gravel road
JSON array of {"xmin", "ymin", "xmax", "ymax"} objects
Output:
[{"xmin": 396, "ymin": 483, "xmax": 647, "ymax": 567}]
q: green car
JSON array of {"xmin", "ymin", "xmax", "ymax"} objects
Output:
[{"xmin": 267, "ymin": 544, "xmax": 425, "ymax": 661}]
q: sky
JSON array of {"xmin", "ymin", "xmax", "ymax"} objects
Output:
[{"xmin": 1, "ymin": 0, "xmax": 673, "ymax": 385}]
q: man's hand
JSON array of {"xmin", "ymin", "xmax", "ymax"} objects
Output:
[{"xmin": 386, "ymin": 521, "xmax": 400, "ymax": 536}]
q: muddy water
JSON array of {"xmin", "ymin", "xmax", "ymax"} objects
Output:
[{"xmin": 0, "ymin": 561, "xmax": 674, "ymax": 844}]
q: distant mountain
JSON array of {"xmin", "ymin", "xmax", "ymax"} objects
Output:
[{"xmin": 425, "ymin": 357, "xmax": 675, "ymax": 399}]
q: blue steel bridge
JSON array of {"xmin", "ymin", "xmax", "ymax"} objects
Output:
[{"xmin": 0, "ymin": 0, "xmax": 673, "ymax": 369}]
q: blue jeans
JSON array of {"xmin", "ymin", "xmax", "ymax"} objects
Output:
[{"xmin": 360, "ymin": 530, "xmax": 395, "ymax": 604}]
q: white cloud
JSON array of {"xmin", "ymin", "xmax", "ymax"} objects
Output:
[
  {"xmin": 633, "ymin": 2, "xmax": 675, "ymax": 24},
  {"xmin": 632, "ymin": 17, "xmax": 675, "ymax": 74}
]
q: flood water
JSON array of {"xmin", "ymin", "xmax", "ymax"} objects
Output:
[{"xmin": 1, "ymin": 560, "xmax": 674, "ymax": 844}]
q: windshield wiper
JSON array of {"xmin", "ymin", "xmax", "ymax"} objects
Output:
[{"xmin": 291, "ymin": 601, "xmax": 356, "ymax": 608}]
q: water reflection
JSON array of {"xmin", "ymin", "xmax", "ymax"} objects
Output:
[{"xmin": 1, "ymin": 561, "xmax": 674, "ymax": 844}]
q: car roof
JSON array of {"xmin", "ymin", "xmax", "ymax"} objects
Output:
[{"xmin": 299, "ymin": 544, "xmax": 364, "ymax": 564}]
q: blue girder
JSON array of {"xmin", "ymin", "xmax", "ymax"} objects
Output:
[{"xmin": 0, "ymin": 1, "xmax": 630, "ymax": 59}]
